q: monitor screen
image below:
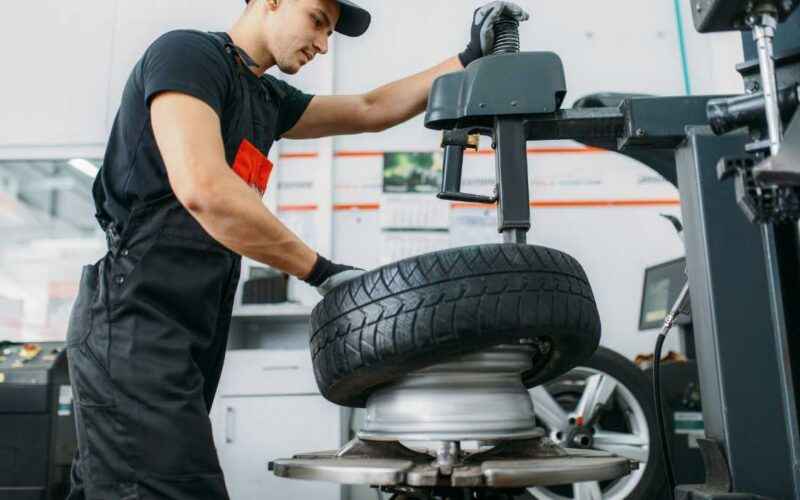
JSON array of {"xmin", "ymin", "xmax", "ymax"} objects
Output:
[{"xmin": 639, "ymin": 257, "xmax": 688, "ymax": 331}]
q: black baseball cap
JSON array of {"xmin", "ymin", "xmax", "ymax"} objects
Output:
[{"xmin": 245, "ymin": 0, "xmax": 371, "ymax": 37}]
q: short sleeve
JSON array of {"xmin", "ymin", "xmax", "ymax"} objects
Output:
[
  {"xmin": 262, "ymin": 75, "xmax": 315, "ymax": 138},
  {"xmin": 142, "ymin": 30, "xmax": 232, "ymax": 117}
]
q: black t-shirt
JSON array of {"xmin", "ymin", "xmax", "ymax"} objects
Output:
[{"xmin": 93, "ymin": 30, "xmax": 314, "ymax": 228}]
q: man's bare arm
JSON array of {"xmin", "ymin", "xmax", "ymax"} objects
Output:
[
  {"xmin": 284, "ymin": 56, "xmax": 463, "ymax": 139},
  {"xmin": 150, "ymin": 91, "xmax": 318, "ymax": 278}
]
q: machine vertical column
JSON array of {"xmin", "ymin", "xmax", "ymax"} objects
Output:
[
  {"xmin": 676, "ymin": 127, "xmax": 799, "ymax": 497},
  {"xmin": 494, "ymin": 117, "xmax": 531, "ymax": 243},
  {"xmin": 761, "ymin": 220, "xmax": 800, "ymax": 493}
]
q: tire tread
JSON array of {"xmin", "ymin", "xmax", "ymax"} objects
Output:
[{"xmin": 311, "ymin": 244, "xmax": 601, "ymax": 407}]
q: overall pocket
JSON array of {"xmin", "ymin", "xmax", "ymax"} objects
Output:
[
  {"xmin": 66, "ymin": 264, "xmax": 100, "ymax": 347},
  {"xmin": 66, "ymin": 259, "xmax": 115, "ymax": 408},
  {"xmin": 65, "ymin": 260, "xmax": 122, "ymax": 484}
]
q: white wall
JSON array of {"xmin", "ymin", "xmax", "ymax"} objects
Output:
[
  {"xmin": 0, "ymin": 0, "xmax": 744, "ymax": 150},
  {"xmin": 0, "ymin": 1, "xmax": 116, "ymax": 152},
  {"xmin": 0, "ymin": 1, "xmax": 745, "ymax": 356}
]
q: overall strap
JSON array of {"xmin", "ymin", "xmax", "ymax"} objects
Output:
[{"xmin": 209, "ymin": 32, "xmax": 258, "ymax": 71}]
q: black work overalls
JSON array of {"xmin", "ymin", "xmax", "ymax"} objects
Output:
[{"xmin": 66, "ymin": 33, "xmax": 281, "ymax": 500}]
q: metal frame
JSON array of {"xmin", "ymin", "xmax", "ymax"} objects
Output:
[{"xmin": 271, "ymin": 436, "xmax": 635, "ymax": 490}]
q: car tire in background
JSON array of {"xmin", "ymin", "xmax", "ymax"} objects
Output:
[{"xmin": 527, "ymin": 346, "xmax": 668, "ymax": 500}]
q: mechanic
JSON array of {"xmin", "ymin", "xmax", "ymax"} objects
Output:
[{"xmin": 65, "ymin": 0, "xmax": 529, "ymax": 498}]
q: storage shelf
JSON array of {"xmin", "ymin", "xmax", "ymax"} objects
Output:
[{"xmin": 232, "ymin": 303, "xmax": 314, "ymax": 319}]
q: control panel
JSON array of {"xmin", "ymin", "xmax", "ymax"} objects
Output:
[
  {"xmin": 0, "ymin": 340, "xmax": 75, "ymax": 499},
  {"xmin": 0, "ymin": 342, "xmax": 66, "ymax": 385}
]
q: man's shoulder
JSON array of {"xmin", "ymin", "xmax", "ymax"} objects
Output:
[
  {"xmin": 260, "ymin": 73, "xmax": 289, "ymax": 93},
  {"xmin": 147, "ymin": 29, "xmax": 226, "ymax": 57},
  {"xmin": 259, "ymin": 73, "xmax": 283, "ymax": 86},
  {"xmin": 136, "ymin": 29, "xmax": 234, "ymax": 110},
  {"xmin": 260, "ymin": 73, "xmax": 305, "ymax": 101}
]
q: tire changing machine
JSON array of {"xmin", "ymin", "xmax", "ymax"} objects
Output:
[
  {"xmin": 270, "ymin": 20, "xmax": 636, "ymax": 500},
  {"xmin": 273, "ymin": 3, "xmax": 800, "ymax": 498}
]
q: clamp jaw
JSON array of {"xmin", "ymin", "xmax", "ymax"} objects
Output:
[
  {"xmin": 437, "ymin": 129, "xmax": 494, "ymax": 204},
  {"xmin": 425, "ymin": 52, "xmax": 567, "ymax": 242}
]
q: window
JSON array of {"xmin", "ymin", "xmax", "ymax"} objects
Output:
[{"xmin": 0, "ymin": 160, "xmax": 105, "ymax": 342}]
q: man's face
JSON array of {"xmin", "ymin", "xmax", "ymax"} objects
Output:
[{"xmin": 267, "ymin": 0, "xmax": 340, "ymax": 74}]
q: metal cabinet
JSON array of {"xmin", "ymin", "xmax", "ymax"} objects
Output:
[{"xmin": 211, "ymin": 349, "xmax": 345, "ymax": 500}]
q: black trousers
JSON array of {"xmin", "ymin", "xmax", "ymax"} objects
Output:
[{"xmin": 66, "ymin": 196, "xmax": 241, "ymax": 499}]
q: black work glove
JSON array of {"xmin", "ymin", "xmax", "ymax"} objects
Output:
[
  {"xmin": 303, "ymin": 254, "xmax": 365, "ymax": 296},
  {"xmin": 459, "ymin": 1, "xmax": 531, "ymax": 67}
]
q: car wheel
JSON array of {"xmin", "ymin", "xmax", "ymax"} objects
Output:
[
  {"xmin": 310, "ymin": 243, "xmax": 601, "ymax": 407},
  {"xmin": 528, "ymin": 347, "xmax": 667, "ymax": 499}
]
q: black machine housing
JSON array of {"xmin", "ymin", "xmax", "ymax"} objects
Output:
[
  {"xmin": 0, "ymin": 341, "xmax": 76, "ymax": 500},
  {"xmin": 425, "ymin": 52, "xmax": 566, "ymax": 129},
  {"xmin": 425, "ymin": 52, "xmax": 568, "ymax": 238},
  {"xmin": 423, "ymin": 50, "xmax": 718, "ymax": 236},
  {"xmin": 692, "ymin": 0, "xmax": 800, "ymax": 33}
]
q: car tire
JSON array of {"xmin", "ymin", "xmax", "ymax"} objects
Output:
[
  {"xmin": 528, "ymin": 347, "xmax": 668, "ymax": 500},
  {"xmin": 310, "ymin": 243, "xmax": 601, "ymax": 407}
]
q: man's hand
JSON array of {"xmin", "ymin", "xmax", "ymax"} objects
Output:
[
  {"xmin": 459, "ymin": 1, "xmax": 531, "ymax": 67},
  {"xmin": 303, "ymin": 254, "xmax": 365, "ymax": 296}
]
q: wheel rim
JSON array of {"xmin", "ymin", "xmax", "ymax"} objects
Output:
[
  {"xmin": 528, "ymin": 366, "xmax": 650, "ymax": 500},
  {"xmin": 358, "ymin": 345, "xmax": 541, "ymax": 442}
]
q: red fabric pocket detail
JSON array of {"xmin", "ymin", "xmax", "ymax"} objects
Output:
[{"xmin": 232, "ymin": 139, "xmax": 273, "ymax": 196}]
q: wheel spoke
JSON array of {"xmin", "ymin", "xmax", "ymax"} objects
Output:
[
  {"xmin": 573, "ymin": 481, "xmax": 603, "ymax": 500},
  {"xmin": 575, "ymin": 374, "xmax": 617, "ymax": 424},
  {"xmin": 594, "ymin": 430, "xmax": 649, "ymax": 462},
  {"xmin": 530, "ymin": 386, "xmax": 569, "ymax": 431}
]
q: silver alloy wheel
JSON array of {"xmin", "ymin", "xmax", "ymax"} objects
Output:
[
  {"xmin": 528, "ymin": 367, "xmax": 650, "ymax": 500},
  {"xmin": 359, "ymin": 345, "xmax": 541, "ymax": 442}
]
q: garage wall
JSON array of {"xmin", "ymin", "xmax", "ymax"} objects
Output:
[
  {"xmin": 0, "ymin": 0, "xmax": 743, "ymax": 150},
  {"xmin": 0, "ymin": 1, "xmax": 117, "ymax": 152},
  {"xmin": 0, "ymin": 0, "xmax": 743, "ymax": 356}
]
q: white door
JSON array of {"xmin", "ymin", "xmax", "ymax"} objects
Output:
[{"xmin": 213, "ymin": 395, "xmax": 343, "ymax": 500}]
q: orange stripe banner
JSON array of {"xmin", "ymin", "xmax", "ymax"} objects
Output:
[
  {"xmin": 334, "ymin": 203, "xmax": 381, "ymax": 211},
  {"xmin": 279, "ymin": 152, "xmax": 319, "ymax": 159},
  {"xmin": 277, "ymin": 204, "xmax": 319, "ymax": 212}
]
